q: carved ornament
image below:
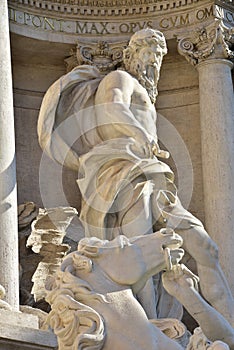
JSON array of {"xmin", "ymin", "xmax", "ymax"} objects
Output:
[
  {"xmin": 9, "ymin": 2, "xmax": 233, "ymax": 42},
  {"xmin": 177, "ymin": 20, "xmax": 234, "ymax": 66},
  {"xmin": 65, "ymin": 40, "xmax": 127, "ymax": 72},
  {"xmin": 8, "ymin": 0, "xmax": 204, "ymax": 17}
]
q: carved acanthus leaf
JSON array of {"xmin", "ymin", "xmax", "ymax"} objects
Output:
[
  {"xmin": 65, "ymin": 40, "xmax": 127, "ymax": 73},
  {"xmin": 177, "ymin": 21, "xmax": 234, "ymax": 66}
]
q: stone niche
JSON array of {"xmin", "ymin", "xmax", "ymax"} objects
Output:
[
  {"xmin": 10, "ymin": 0, "xmax": 233, "ymax": 222},
  {"xmin": 4, "ymin": 0, "xmax": 234, "ymax": 348}
]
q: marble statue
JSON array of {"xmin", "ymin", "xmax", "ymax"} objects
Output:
[
  {"xmin": 38, "ymin": 29, "xmax": 234, "ymax": 325},
  {"xmin": 45, "ymin": 232, "xmax": 233, "ymax": 350}
]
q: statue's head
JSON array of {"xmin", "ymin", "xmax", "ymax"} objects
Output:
[{"xmin": 123, "ymin": 28, "xmax": 167, "ymax": 103}]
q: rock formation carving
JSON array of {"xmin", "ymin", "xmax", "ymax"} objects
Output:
[{"xmin": 27, "ymin": 207, "xmax": 78, "ymax": 301}]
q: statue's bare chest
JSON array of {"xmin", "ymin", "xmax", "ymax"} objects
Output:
[{"xmin": 130, "ymin": 82, "xmax": 157, "ymax": 137}]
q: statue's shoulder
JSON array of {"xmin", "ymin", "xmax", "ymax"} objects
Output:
[
  {"xmin": 103, "ymin": 69, "xmax": 132, "ymax": 81},
  {"xmin": 99, "ymin": 69, "xmax": 134, "ymax": 89}
]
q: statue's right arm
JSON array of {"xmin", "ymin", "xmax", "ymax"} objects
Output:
[
  {"xmin": 95, "ymin": 70, "xmax": 156, "ymax": 147},
  {"xmin": 162, "ymin": 267, "xmax": 234, "ymax": 348}
]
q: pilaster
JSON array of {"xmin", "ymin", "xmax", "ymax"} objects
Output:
[
  {"xmin": 177, "ymin": 20, "xmax": 234, "ymax": 291},
  {"xmin": 0, "ymin": 0, "xmax": 19, "ymax": 310}
]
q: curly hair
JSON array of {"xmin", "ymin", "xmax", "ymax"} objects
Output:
[
  {"xmin": 123, "ymin": 28, "xmax": 167, "ymax": 72},
  {"xmin": 46, "ymin": 249, "xmax": 107, "ymax": 350}
]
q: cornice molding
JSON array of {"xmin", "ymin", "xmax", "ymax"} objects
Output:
[
  {"xmin": 8, "ymin": 0, "xmax": 204, "ymax": 17},
  {"xmin": 215, "ymin": 0, "xmax": 234, "ymax": 12},
  {"xmin": 8, "ymin": 0, "xmax": 234, "ymax": 43}
]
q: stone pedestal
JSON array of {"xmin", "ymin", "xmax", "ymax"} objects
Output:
[
  {"xmin": 0, "ymin": 0, "xmax": 19, "ymax": 309},
  {"xmin": 0, "ymin": 310, "xmax": 57, "ymax": 350},
  {"xmin": 197, "ymin": 58, "xmax": 234, "ymax": 290}
]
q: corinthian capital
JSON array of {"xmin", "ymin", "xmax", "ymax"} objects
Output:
[
  {"xmin": 177, "ymin": 21, "xmax": 234, "ymax": 66},
  {"xmin": 65, "ymin": 40, "xmax": 127, "ymax": 73}
]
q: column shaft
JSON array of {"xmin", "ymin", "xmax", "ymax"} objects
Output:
[
  {"xmin": 197, "ymin": 58, "xmax": 234, "ymax": 291},
  {"xmin": 0, "ymin": 0, "xmax": 19, "ymax": 310}
]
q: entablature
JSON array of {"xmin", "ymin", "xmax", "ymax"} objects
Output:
[{"xmin": 8, "ymin": 0, "xmax": 234, "ymax": 43}]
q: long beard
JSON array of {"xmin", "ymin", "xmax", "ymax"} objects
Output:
[
  {"xmin": 127, "ymin": 59, "xmax": 159, "ymax": 104},
  {"xmin": 138, "ymin": 73, "xmax": 158, "ymax": 104}
]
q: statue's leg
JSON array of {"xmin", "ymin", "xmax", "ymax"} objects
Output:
[
  {"xmin": 117, "ymin": 179, "xmax": 157, "ymax": 318},
  {"xmin": 178, "ymin": 225, "xmax": 234, "ymax": 327},
  {"xmin": 162, "ymin": 265, "xmax": 234, "ymax": 348},
  {"xmin": 117, "ymin": 178, "xmax": 154, "ymax": 237},
  {"xmin": 116, "ymin": 179, "xmax": 183, "ymax": 320},
  {"xmin": 152, "ymin": 190, "xmax": 234, "ymax": 327}
]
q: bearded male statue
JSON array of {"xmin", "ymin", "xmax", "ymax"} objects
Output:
[{"xmin": 38, "ymin": 29, "xmax": 234, "ymax": 324}]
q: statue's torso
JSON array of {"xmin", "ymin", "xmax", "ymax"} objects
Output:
[{"xmin": 94, "ymin": 69, "xmax": 157, "ymax": 143}]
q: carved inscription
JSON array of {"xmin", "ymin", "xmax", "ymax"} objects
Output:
[
  {"xmin": 159, "ymin": 13, "xmax": 190, "ymax": 29},
  {"xmin": 76, "ymin": 21, "xmax": 153, "ymax": 34},
  {"xmin": 8, "ymin": 5, "xmax": 221, "ymax": 35},
  {"xmin": 159, "ymin": 5, "xmax": 214, "ymax": 30},
  {"xmin": 9, "ymin": 9, "xmax": 154, "ymax": 34}
]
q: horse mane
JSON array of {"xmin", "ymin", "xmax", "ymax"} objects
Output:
[
  {"xmin": 77, "ymin": 235, "xmax": 131, "ymax": 257},
  {"xmin": 46, "ymin": 236, "xmax": 191, "ymax": 349},
  {"xmin": 45, "ymin": 240, "xmax": 111, "ymax": 350}
]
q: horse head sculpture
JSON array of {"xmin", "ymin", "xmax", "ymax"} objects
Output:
[{"xmin": 45, "ymin": 231, "xmax": 230, "ymax": 350}]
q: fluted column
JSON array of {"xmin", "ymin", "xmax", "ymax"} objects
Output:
[
  {"xmin": 0, "ymin": 0, "xmax": 19, "ymax": 309},
  {"xmin": 178, "ymin": 22, "xmax": 234, "ymax": 291}
]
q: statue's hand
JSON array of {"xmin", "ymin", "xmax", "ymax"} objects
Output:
[
  {"xmin": 208, "ymin": 341, "xmax": 230, "ymax": 350},
  {"xmin": 159, "ymin": 228, "xmax": 184, "ymax": 270},
  {"xmin": 152, "ymin": 229, "xmax": 184, "ymax": 273},
  {"xmin": 130, "ymin": 229, "xmax": 184, "ymax": 293},
  {"xmin": 162, "ymin": 264, "xmax": 199, "ymax": 299},
  {"xmin": 150, "ymin": 140, "xmax": 170, "ymax": 159}
]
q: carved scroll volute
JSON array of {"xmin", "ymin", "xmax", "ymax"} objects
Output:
[
  {"xmin": 177, "ymin": 21, "xmax": 234, "ymax": 66},
  {"xmin": 65, "ymin": 40, "xmax": 127, "ymax": 73}
]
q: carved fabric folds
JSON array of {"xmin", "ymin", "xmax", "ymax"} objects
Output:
[
  {"xmin": 38, "ymin": 65, "xmax": 201, "ymax": 240},
  {"xmin": 38, "ymin": 65, "xmax": 102, "ymax": 170}
]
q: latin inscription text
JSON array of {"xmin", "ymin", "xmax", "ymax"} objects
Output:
[{"xmin": 9, "ymin": 5, "xmax": 231, "ymax": 36}]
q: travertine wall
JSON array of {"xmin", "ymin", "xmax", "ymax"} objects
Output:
[
  {"xmin": 11, "ymin": 34, "xmax": 79, "ymax": 210},
  {"xmin": 157, "ymin": 47, "xmax": 204, "ymax": 223}
]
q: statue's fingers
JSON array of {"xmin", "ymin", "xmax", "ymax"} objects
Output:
[
  {"xmin": 181, "ymin": 264, "xmax": 199, "ymax": 281},
  {"xmin": 173, "ymin": 264, "xmax": 184, "ymax": 278},
  {"xmin": 170, "ymin": 248, "xmax": 184, "ymax": 266},
  {"xmin": 162, "ymin": 234, "xmax": 183, "ymax": 250},
  {"xmin": 181, "ymin": 264, "xmax": 200, "ymax": 290},
  {"xmin": 162, "ymin": 261, "xmax": 183, "ymax": 279}
]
